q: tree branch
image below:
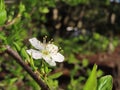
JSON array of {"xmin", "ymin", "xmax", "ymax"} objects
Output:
[{"xmin": 6, "ymin": 45, "xmax": 50, "ymax": 90}]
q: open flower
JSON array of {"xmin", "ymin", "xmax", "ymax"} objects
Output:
[{"xmin": 26, "ymin": 37, "xmax": 64, "ymax": 66}]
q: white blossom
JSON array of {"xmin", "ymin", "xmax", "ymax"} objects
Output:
[{"xmin": 26, "ymin": 37, "xmax": 64, "ymax": 66}]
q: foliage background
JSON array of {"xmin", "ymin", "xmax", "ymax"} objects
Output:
[{"xmin": 0, "ymin": 0, "xmax": 120, "ymax": 90}]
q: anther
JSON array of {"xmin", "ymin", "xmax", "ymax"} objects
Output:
[{"xmin": 48, "ymin": 38, "xmax": 54, "ymax": 44}]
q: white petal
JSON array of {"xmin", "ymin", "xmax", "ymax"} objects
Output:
[
  {"xmin": 47, "ymin": 60, "xmax": 56, "ymax": 66},
  {"xmin": 42, "ymin": 56, "xmax": 56, "ymax": 66},
  {"xmin": 46, "ymin": 44, "xmax": 58, "ymax": 54},
  {"xmin": 26, "ymin": 49, "xmax": 42, "ymax": 59},
  {"xmin": 29, "ymin": 38, "xmax": 44, "ymax": 50},
  {"xmin": 51, "ymin": 53, "xmax": 64, "ymax": 62}
]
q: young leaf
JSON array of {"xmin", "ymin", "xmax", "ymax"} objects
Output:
[
  {"xmin": 13, "ymin": 42, "xmax": 21, "ymax": 52},
  {"xmin": 97, "ymin": 75, "xmax": 113, "ymax": 90},
  {"xmin": 83, "ymin": 64, "xmax": 97, "ymax": 90}
]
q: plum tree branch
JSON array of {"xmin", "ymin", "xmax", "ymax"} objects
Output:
[{"xmin": 6, "ymin": 45, "xmax": 50, "ymax": 90}]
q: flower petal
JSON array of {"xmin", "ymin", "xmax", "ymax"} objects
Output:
[
  {"xmin": 46, "ymin": 44, "xmax": 58, "ymax": 54},
  {"xmin": 47, "ymin": 60, "xmax": 56, "ymax": 66},
  {"xmin": 26, "ymin": 49, "xmax": 42, "ymax": 59},
  {"xmin": 51, "ymin": 53, "xmax": 64, "ymax": 62},
  {"xmin": 29, "ymin": 38, "xmax": 44, "ymax": 50},
  {"xmin": 42, "ymin": 56, "xmax": 56, "ymax": 66}
]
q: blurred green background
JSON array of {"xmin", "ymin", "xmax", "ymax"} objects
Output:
[{"xmin": 0, "ymin": 0, "xmax": 120, "ymax": 90}]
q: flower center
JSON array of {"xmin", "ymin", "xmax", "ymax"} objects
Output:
[{"xmin": 42, "ymin": 50, "xmax": 49, "ymax": 55}]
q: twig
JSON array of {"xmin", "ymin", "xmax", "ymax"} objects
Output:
[
  {"xmin": 4, "ymin": 13, "xmax": 21, "ymax": 27},
  {"xmin": 6, "ymin": 45, "xmax": 50, "ymax": 90}
]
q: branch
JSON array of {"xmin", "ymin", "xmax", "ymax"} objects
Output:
[{"xmin": 6, "ymin": 45, "xmax": 50, "ymax": 90}]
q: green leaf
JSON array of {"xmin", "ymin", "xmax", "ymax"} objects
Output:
[
  {"xmin": 13, "ymin": 42, "xmax": 21, "ymax": 52},
  {"xmin": 39, "ymin": 7, "xmax": 49, "ymax": 14},
  {"xmin": 0, "ymin": 9, "xmax": 7, "ymax": 26},
  {"xmin": 97, "ymin": 69, "xmax": 104, "ymax": 77},
  {"xmin": 19, "ymin": 3, "xmax": 25, "ymax": 13},
  {"xmin": 82, "ymin": 58, "xmax": 89, "ymax": 67},
  {"xmin": 29, "ymin": 56, "xmax": 35, "ymax": 69},
  {"xmin": 0, "ymin": 0, "xmax": 7, "ymax": 26},
  {"xmin": 21, "ymin": 48, "xmax": 29, "ymax": 59},
  {"xmin": 83, "ymin": 64, "xmax": 97, "ymax": 90},
  {"xmin": 93, "ymin": 33, "xmax": 100, "ymax": 40},
  {"xmin": 97, "ymin": 75, "xmax": 113, "ymax": 90},
  {"xmin": 0, "ymin": 0, "xmax": 5, "ymax": 10},
  {"xmin": 48, "ymin": 72, "xmax": 63, "ymax": 79},
  {"xmin": 9, "ymin": 78, "xmax": 18, "ymax": 85}
]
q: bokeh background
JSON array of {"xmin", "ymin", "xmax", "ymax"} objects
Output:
[{"xmin": 0, "ymin": 0, "xmax": 120, "ymax": 90}]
